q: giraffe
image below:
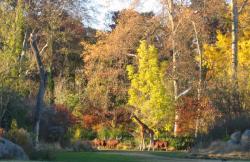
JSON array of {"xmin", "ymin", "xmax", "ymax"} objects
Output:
[{"xmin": 131, "ymin": 114, "xmax": 154, "ymax": 151}]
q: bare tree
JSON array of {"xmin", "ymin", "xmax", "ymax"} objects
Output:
[
  {"xmin": 29, "ymin": 31, "xmax": 48, "ymax": 148},
  {"xmin": 192, "ymin": 21, "xmax": 202, "ymax": 138},
  {"xmin": 162, "ymin": 0, "xmax": 193, "ymax": 136}
]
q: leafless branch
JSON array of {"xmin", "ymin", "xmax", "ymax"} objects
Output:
[
  {"xmin": 177, "ymin": 87, "xmax": 192, "ymax": 99},
  {"xmin": 40, "ymin": 43, "xmax": 48, "ymax": 55},
  {"xmin": 127, "ymin": 53, "xmax": 137, "ymax": 57},
  {"xmin": 238, "ymin": 0, "xmax": 249, "ymax": 14}
]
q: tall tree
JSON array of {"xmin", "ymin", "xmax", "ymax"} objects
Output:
[
  {"xmin": 83, "ymin": 10, "xmax": 158, "ymax": 128},
  {"xmin": 230, "ymin": 0, "xmax": 249, "ymax": 114},
  {"xmin": 29, "ymin": 32, "xmax": 48, "ymax": 148},
  {"xmin": 127, "ymin": 40, "xmax": 173, "ymax": 136}
]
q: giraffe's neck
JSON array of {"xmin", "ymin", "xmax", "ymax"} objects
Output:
[{"xmin": 133, "ymin": 115, "xmax": 147, "ymax": 128}]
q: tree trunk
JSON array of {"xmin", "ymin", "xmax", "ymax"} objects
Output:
[
  {"xmin": 48, "ymin": 33, "xmax": 55, "ymax": 105},
  {"xmin": 19, "ymin": 30, "xmax": 28, "ymax": 75},
  {"xmin": 166, "ymin": 0, "xmax": 179, "ymax": 136},
  {"xmin": 192, "ymin": 21, "xmax": 203, "ymax": 138},
  {"xmin": 29, "ymin": 32, "xmax": 47, "ymax": 149},
  {"xmin": 48, "ymin": 66, "xmax": 55, "ymax": 105},
  {"xmin": 231, "ymin": 0, "xmax": 240, "ymax": 115}
]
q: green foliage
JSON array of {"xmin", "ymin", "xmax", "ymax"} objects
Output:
[
  {"xmin": 0, "ymin": 87, "xmax": 29, "ymax": 130},
  {"xmin": 97, "ymin": 127, "xmax": 110, "ymax": 139},
  {"xmin": 127, "ymin": 40, "xmax": 173, "ymax": 129},
  {"xmin": 0, "ymin": 0, "xmax": 29, "ymax": 97},
  {"xmin": 5, "ymin": 128, "xmax": 33, "ymax": 155},
  {"xmin": 81, "ymin": 128, "xmax": 97, "ymax": 140},
  {"xmin": 10, "ymin": 119, "xmax": 18, "ymax": 130},
  {"xmin": 72, "ymin": 127, "xmax": 97, "ymax": 140},
  {"xmin": 96, "ymin": 127, "xmax": 124, "ymax": 140},
  {"xmin": 165, "ymin": 136, "xmax": 194, "ymax": 150},
  {"xmin": 0, "ymin": 0, "xmax": 24, "ymax": 58},
  {"xmin": 56, "ymin": 91, "xmax": 81, "ymax": 111}
]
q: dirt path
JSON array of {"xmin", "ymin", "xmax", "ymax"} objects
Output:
[{"xmin": 99, "ymin": 151, "xmax": 247, "ymax": 162}]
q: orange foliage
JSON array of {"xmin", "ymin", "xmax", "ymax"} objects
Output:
[
  {"xmin": 176, "ymin": 97, "xmax": 219, "ymax": 136},
  {"xmin": 0, "ymin": 128, "xmax": 4, "ymax": 137},
  {"xmin": 53, "ymin": 104, "xmax": 79, "ymax": 127},
  {"xmin": 82, "ymin": 114, "xmax": 99, "ymax": 129}
]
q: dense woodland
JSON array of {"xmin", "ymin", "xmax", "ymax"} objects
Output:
[{"xmin": 0, "ymin": 0, "xmax": 250, "ymax": 154}]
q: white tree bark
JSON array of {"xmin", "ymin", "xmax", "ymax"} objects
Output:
[
  {"xmin": 232, "ymin": 0, "xmax": 238, "ymax": 88},
  {"xmin": 192, "ymin": 21, "xmax": 202, "ymax": 138},
  {"xmin": 165, "ymin": 0, "xmax": 179, "ymax": 136}
]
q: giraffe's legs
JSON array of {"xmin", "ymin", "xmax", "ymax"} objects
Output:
[
  {"xmin": 140, "ymin": 137, "xmax": 143, "ymax": 151},
  {"xmin": 139, "ymin": 131, "xmax": 144, "ymax": 151},
  {"xmin": 148, "ymin": 132, "xmax": 154, "ymax": 151},
  {"xmin": 142, "ymin": 134, "xmax": 145, "ymax": 151}
]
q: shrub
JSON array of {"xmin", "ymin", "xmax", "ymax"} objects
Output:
[
  {"xmin": 205, "ymin": 113, "xmax": 250, "ymax": 140},
  {"xmin": 72, "ymin": 140, "xmax": 96, "ymax": 151},
  {"xmin": 116, "ymin": 140, "xmax": 135, "ymax": 150},
  {"xmin": 97, "ymin": 127, "xmax": 110, "ymax": 140},
  {"xmin": 81, "ymin": 128, "xmax": 97, "ymax": 140},
  {"xmin": 176, "ymin": 97, "xmax": 218, "ymax": 136},
  {"xmin": 165, "ymin": 136, "xmax": 194, "ymax": 150},
  {"xmin": 0, "ymin": 88, "xmax": 30, "ymax": 130},
  {"xmin": 96, "ymin": 126, "xmax": 126, "ymax": 140},
  {"xmin": 40, "ymin": 104, "xmax": 79, "ymax": 143},
  {"xmin": 5, "ymin": 128, "xmax": 33, "ymax": 155}
]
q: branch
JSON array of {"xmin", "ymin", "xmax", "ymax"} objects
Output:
[
  {"xmin": 177, "ymin": 87, "xmax": 192, "ymax": 99},
  {"xmin": 40, "ymin": 43, "xmax": 48, "ymax": 55},
  {"xmin": 29, "ymin": 32, "xmax": 46, "ymax": 78},
  {"xmin": 127, "ymin": 53, "xmax": 137, "ymax": 57},
  {"xmin": 238, "ymin": 0, "xmax": 249, "ymax": 14}
]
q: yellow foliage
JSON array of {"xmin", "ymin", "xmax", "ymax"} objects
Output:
[{"xmin": 203, "ymin": 0, "xmax": 250, "ymax": 86}]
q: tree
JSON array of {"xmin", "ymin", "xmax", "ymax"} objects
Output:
[
  {"xmin": 0, "ymin": 0, "xmax": 25, "ymax": 86},
  {"xmin": 127, "ymin": 40, "xmax": 173, "ymax": 134},
  {"xmin": 161, "ymin": 0, "xmax": 199, "ymax": 136},
  {"xmin": 29, "ymin": 31, "xmax": 48, "ymax": 148},
  {"xmin": 26, "ymin": 0, "xmax": 85, "ymax": 106},
  {"xmin": 203, "ymin": 24, "xmax": 250, "ymax": 115},
  {"xmin": 83, "ymin": 10, "xmax": 158, "ymax": 129},
  {"xmin": 230, "ymin": 0, "xmax": 249, "ymax": 114}
]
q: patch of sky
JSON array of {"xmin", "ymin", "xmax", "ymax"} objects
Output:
[{"xmin": 83, "ymin": 0, "xmax": 162, "ymax": 30}]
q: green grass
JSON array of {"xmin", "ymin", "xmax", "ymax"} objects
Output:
[
  {"xmin": 148, "ymin": 151, "xmax": 188, "ymax": 158},
  {"xmin": 1, "ymin": 151, "xmax": 248, "ymax": 162},
  {"xmin": 54, "ymin": 151, "xmax": 190, "ymax": 162},
  {"xmin": 54, "ymin": 151, "xmax": 141, "ymax": 162}
]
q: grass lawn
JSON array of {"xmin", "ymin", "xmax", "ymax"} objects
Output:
[
  {"xmin": 1, "ymin": 151, "xmax": 249, "ymax": 162},
  {"xmin": 54, "ymin": 151, "xmax": 247, "ymax": 162},
  {"xmin": 55, "ymin": 151, "xmax": 142, "ymax": 162}
]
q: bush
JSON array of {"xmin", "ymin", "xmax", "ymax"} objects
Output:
[
  {"xmin": 116, "ymin": 140, "xmax": 135, "ymax": 150},
  {"xmin": 97, "ymin": 127, "xmax": 110, "ymax": 140},
  {"xmin": 165, "ymin": 136, "xmax": 194, "ymax": 150},
  {"xmin": 5, "ymin": 128, "xmax": 33, "ymax": 155},
  {"xmin": 81, "ymin": 128, "xmax": 97, "ymax": 140},
  {"xmin": 0, "ymin": 88, "xmax": 30, "ymax": 130},
  {"xmin": 72, "ymin": 140, "xmax": 96, "ymax": 151},
  {"xmin": 40, "ymin": 104, "xmax": 79, "ymax": 143},
  {"xmin": 206, "ymin": 114, "xmax": 250, "ymax": 141},
  {"xmin": 96, "ymin": 126, "xmax": 126, "ymax": 140}
]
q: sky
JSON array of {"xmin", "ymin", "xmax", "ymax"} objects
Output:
[{"xmin": 84, "ymin": 0, "xmax": 162, "ymax": 30}]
